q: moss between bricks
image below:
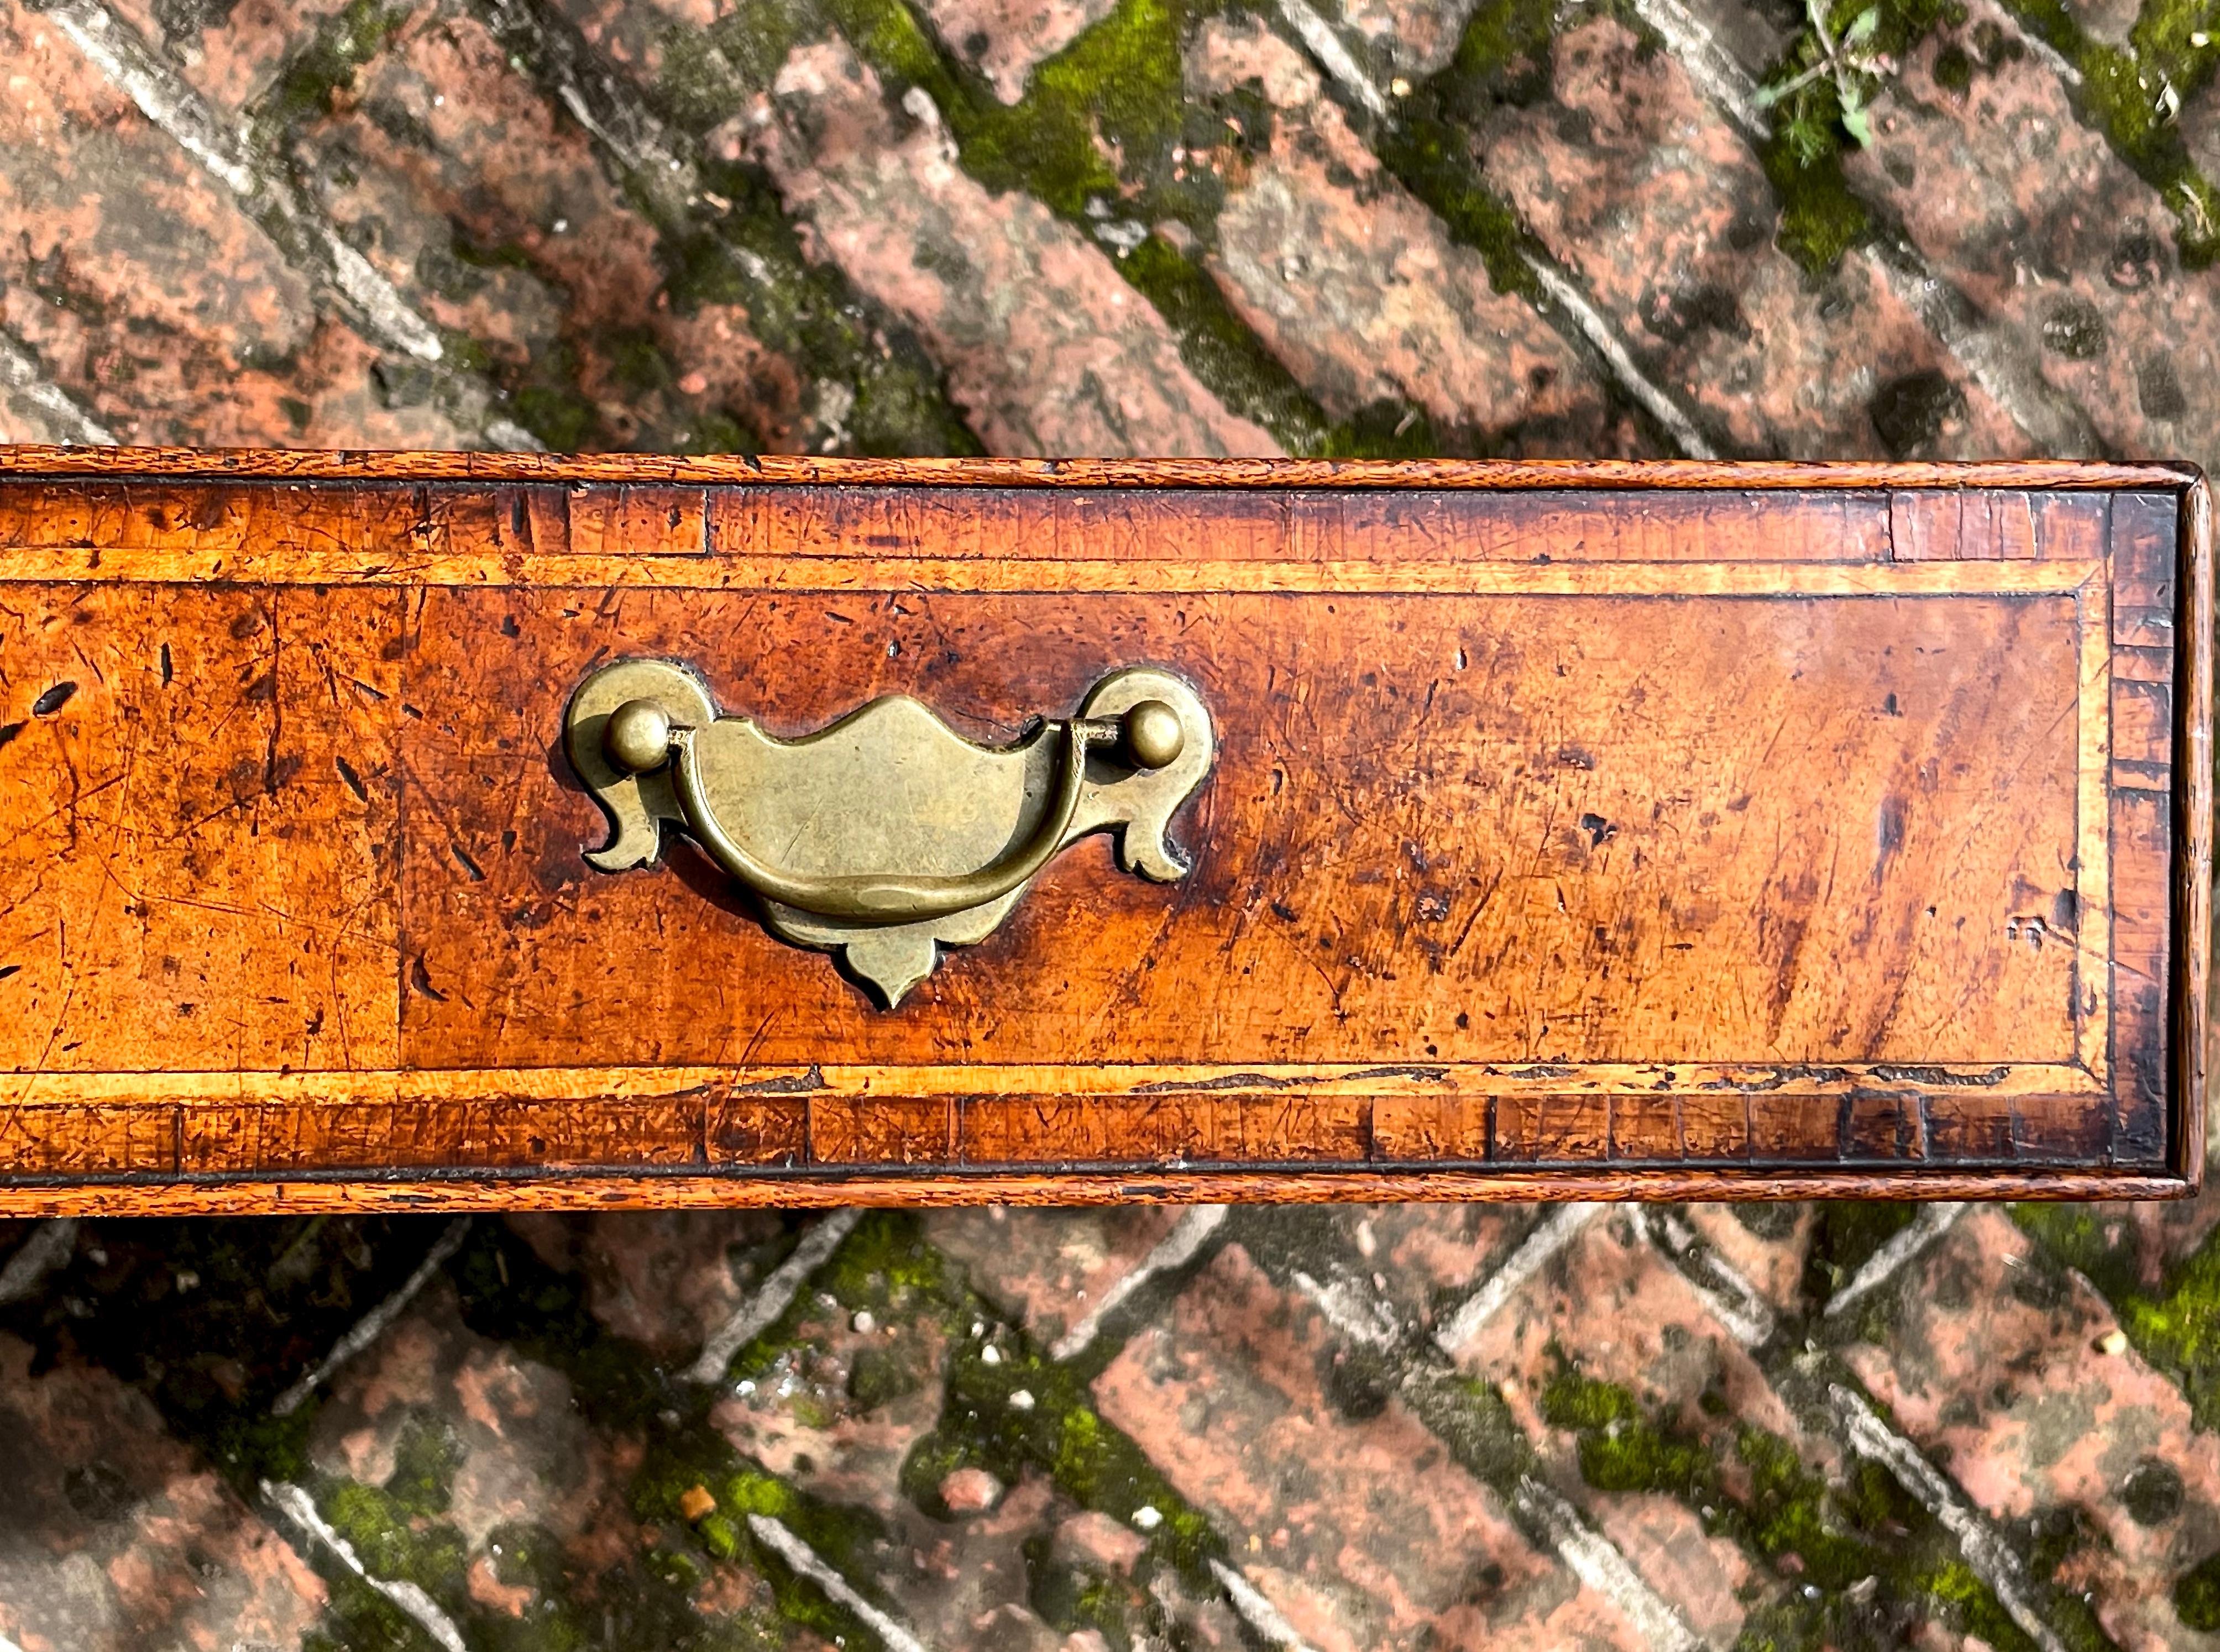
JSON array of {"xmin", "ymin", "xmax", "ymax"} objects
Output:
[
  {"xmin": 302, "ymin": 1572, "xmax": 445, "ymax": 1652},
  {"xmin": 2179, "ymin": 1548, "xmax": 2220, "ymax": 1630},
  {"xmin": 1749, "ymin": 0, "xmax": 1976, "ymax": 274},
  {"xmin": 666, "ymin": 0, "xmax": 1693, "ymax": 454},
  {"xmin": 817, "ymin": 1214, "xmax": 1228, "ymax": 1585},
  {"xmin": 814, "ymin": 0, "xmax": 1366, "ymax": 452},
  {"xmin": 284, "ymin": 1229, "xmax": 797, "ymax": 1652},
  {"xmin": 449, "ymin": 1220, "xmax": 898, "ymax": 1650},
  {"xmin": 1536, "ymin": 1359, "xmax": 2118, "ymax": 1652},
  {"xmin": 1766, "ymin": 0, "xmax": 2220, "ymax": 271},
  {"xmin": 245, "ymin": 2, "xmax": 634, "ymax": 453},
  {"xmin": 788, "ymin": 1210, "xmax": 1233, "ymax": 1640},
  {"xmin": 1119, "ymin": 235, "xmax": 1338, "ymax": 453},
  {"xmin": 1998, "ymin": 0, "xmax": 2220, "ymax": 265},
  {"xmin": 321, "ymin": 1480, "xmax": 472, "ymax": 1604},
  {"xmin": 1761, "ymin": 135, "xmax": 1872, "ymax": 273},
  {"xmin": 1374, "ymin": 0, "xmax": 1556, "ymax": 302},
  {"xmin": 1374, "ymin": 0, "xmax": 1746, "ymax": 453},
  {"xmin": 264, "ymin": 0, "xmax": 983, "ymax": 455},
  {"xmin": 658, "ymin": 156, "xmax": 985, "ymax": 457},
  {"xmin": 453, "ymin": 1213, "xmax": 1237, "ymax": 1649},
  {"xmin": 631, "ymin": 1438, "xmax": 903, "ymax": 1646},
  {"xmin": 1025, "ymin": 1537, "xmax": 1146, "ymax": 1648},
  {"xmin": 2008, "ymin": 1202, "xmax": 2148, "ymax": 1304},
  {"xmin": 1800, "ymin": 1200, "xmax": 1918, "ymax": 1310},
  {"xmin": 255, "ymin": 0, "xmax": 412, "ymax": 144},
  {"xmin": 0, "ymin": 1215, "xmax": 670, "ymax": 1652},
  {"xmin": 710, "ymin": 0, "xmax": 1457, "ymax": 454},
  {"xmin": 1538, "ymin": 1359, "xmax": 1717, "ymax": 1501},
  {"xmin": 2017, "ymin": 1201, "xmax": 2220, "ymax": 1436},
  {"xmin": 0, "ymin": 1215, "xmax": 432, "ymax": 1497}
]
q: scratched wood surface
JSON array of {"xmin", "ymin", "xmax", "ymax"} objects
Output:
[{"xmin": 0, "ymin": 451, "xmax": 2206, "ymax": 1212}]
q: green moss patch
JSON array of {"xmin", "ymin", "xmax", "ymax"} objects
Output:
[
  {"xmin": 724, "ymin": 0, "xmax": 1466, "ymax": 453},
  {"xmin": 943, "ymin": 0, "xmax": 1195, "ymax": 215},
  {"xmin": 1371, "ymin": 106, "xmax": 1541, "ymax": 301},
  {"xmin": 2101, "ymin": 1223, "xmax": 2220, "ymax": 1433},
  {"xmin": 1541, "ymin": 1365, "xmax": 1720, "ymax": 1501},
  {"xmin": 320, "ymin": 1479, "xmax": 472, "ymax": 1602},
  {"xmin": 1751, "ymin": 0, "xmax": 1965, "ymax": 272},
  {"xmin": 259, "ymin": 0, "xmax": 411, "ymax": 133},
  {"xmin": 815, "ymin": 1213, "xmax": 1226, "ymax": 1584},
  {"xmin": 1534, "ymin": 1354, "xmax": 2112, "ymax": 1652},
  {"xmin": 419, "ymin": 0, "xmax": 987, "ymax": 455},
  {"xmin": 634, "ymin": 1439, "xmax": 900, "ymax": 1643},
  {"xmin": 460, "ymin": 1213, "xmax": 1232, "ymax": 1648},
  {"xmin": 2015, "ymin": 1201, "xmax": 2220, "ymax": 1435},
  {"xmin": 1762, "ymin": 133, "xmax": 1872, "ymax": 271},
  {"xmin": 2009, "ymin": 1204, "xmax": 2147, "ymax": 1304},
  {"xmin": 2178, "ymin": 1548, "xmax": 2220, "ymax": 1630},
  {"xmin": 452, "ymin": 1220, "xmax": 910, "ymax": 1648},
  {"xmin": 813, "ymin": 0, "xmax": 1359, "ymax": 449},
  {"xmin": 1987, "ymin": 0, "xmax": 2220, "ymax": 264},
  {"xmin": 1119, "ymin": 235, "xmax": 1338, "ymax": 453},
  {"xmin": 1370, "ymin": 0, "xmax": 1556, "ymax": 300}
]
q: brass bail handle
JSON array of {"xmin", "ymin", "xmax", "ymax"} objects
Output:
[{"xmin": 599, "ymin": 695, "xmax": 1188, "ymax": 924}]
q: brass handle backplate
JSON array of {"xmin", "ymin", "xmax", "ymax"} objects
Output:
[{"xmin": 565, "ymin": 660, "xmax": 1214, "ymax": 1005}]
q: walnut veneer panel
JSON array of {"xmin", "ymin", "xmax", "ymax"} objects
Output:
[{"xmin": 0, "ymin": 451, "xmax": 2206, "ymax": 1210}]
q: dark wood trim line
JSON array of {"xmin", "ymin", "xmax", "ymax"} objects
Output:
[
  {"xmin": 0, "ymin": 1166, "xmax": 2189, "ymax": 1215},
  {"xmin": 2177, "ymin": 475, "xmax": 2214, "ymax": 1187},
  {"xmin": 0, "ymin": 447, "xmax": 2203, "ymax": 493}
]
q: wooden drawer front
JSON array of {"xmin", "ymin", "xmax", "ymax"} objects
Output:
[{"xmin": 0, "ymin": 454, "xmax": 2206, "ymax": 1209}]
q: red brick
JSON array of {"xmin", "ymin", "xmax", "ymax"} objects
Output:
[
  {"xmin": 1679, "ymin": 1203, "xmax": 1817, "ymax": 1316},
  {"xmin": 1591, "ymin": 1492, "xmax": 1753, "ymax": 1646},
  {"xmin": 309, "ymin": 4, "xmax": 805, "ymax": 452},
  {"xmin": 704, "ymin": 1284, "xmax": 1207, "ymax": 1648},
  {"xmin": 0, "ymin": 1335, "xmax": 327, "ymax": 1652},
  {"xmin": 103, "ymin": 0, "xmax": 355, "ymax": 116},
  {"xmin": 506, "ymin": 1209, "xmax": 792, "ymax": 1355},
  {"xmin": 1338, "ymin": 0, "xmax": 1491, "ymax": 76},
  {"xmin": 1191, "ymin": 19, "xmax": 1629, "ymax": 454},
  {"xmin": 915, "ymin": 0, "xmax": 1117, "ymax": 103},
  {"xmin": 925, "ymin": 1205, "xmax": 1186, "ymax": 1349},
  {"xmin": 721, "ymin": 38, "xmax": 1280, "ymax": 458},
  {"xmin": 1841, "ymin": 1207, "xmax": 2220, "ymax": 1650},
  {"xmin": 543, "ymin": 0, "xmax": 719, "ymax": 85},
  {"xmin": 305, "ymin": 1275, "xmax": 834, "ymax": 1643},
  {"xmin": 709, "ymin": 1293, "xmax": 950, "ymax": 1523},
  {"xmin": 312, "ymin": 1283, "xmax": 625, "ymax": 1556},
  {"xmin": 1454, "ymin": 1211, "xmax": 1831, "ymax": 1474},
  {"xmin": 1343, "ymin": 1203, "xmax": 1533, "ymax": 1333},
  {"xmin": 0, "ymin": 0, "xmax": 470, "ymax": 448},
  {"xmin": 1094, "ymin": 1242, "xmax": 1651, "ymax": 1651},
  {"xmin": 1847, "ymin": 0, "xmax": 2220, "ymax": 472},
  {"xmin": 1480, "ymin": 17, "xmax": 2031, "ymax": 460}
]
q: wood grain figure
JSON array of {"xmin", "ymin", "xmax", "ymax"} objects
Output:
[{"xmin": 0, "ymin": 449, "xmax": 2206, "ymax": 1210}]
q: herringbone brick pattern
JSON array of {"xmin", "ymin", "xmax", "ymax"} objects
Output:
[{"xmin": 1, "ymin": 0, "xmax": 2218, "ymax": 1643}]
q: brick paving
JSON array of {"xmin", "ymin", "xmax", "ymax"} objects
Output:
[{"xmin": 2, "ymin": 0, "xmax": 2219, "ymax": 1643}]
